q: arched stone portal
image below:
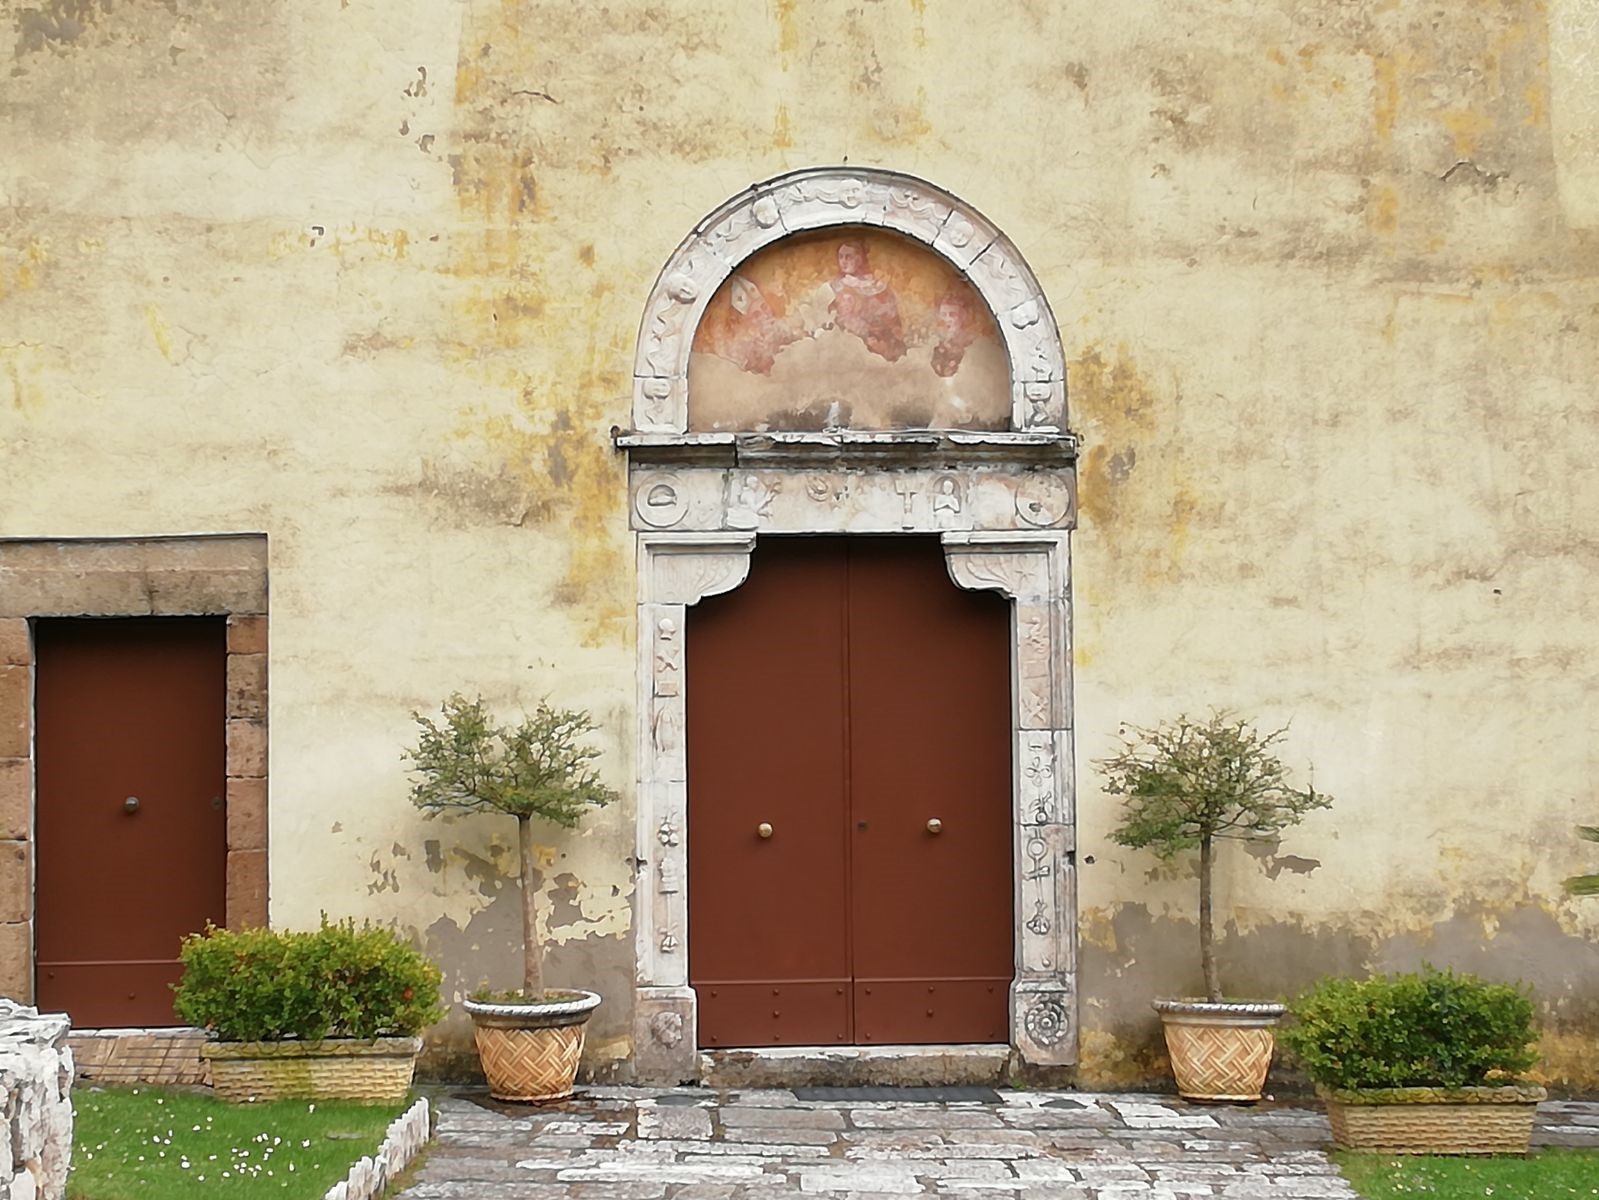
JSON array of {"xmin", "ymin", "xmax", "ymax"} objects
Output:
[{"xmin": 616, "ymin": 168, "xmax": 1078, "ymax": 1082}]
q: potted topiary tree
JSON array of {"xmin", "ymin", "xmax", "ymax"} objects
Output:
[
  {"xmin": 1097, "ymin": 712, "xmax": 1331, "ymax": 1102},
  {"xmin": 406, "ymin": 693, "xmax": 617, "ymax": 1103},
  {"xmin": 1282, "ymin": 967, "xmax": 1544, "ymax": 1154}
]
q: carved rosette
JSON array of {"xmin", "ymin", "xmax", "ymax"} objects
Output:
[
  {"xmin": 630, "ymin": 167, "xmax": 1068, "ymax": 435},
  {"xmin": 1015, "ymin": 982, "xmax": 1076, "ymax": 1065}
]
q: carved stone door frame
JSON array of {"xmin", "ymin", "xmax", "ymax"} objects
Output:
[{"xmin": 617, "ymin": 168, "xmax": 1078, "ymax": 1081}]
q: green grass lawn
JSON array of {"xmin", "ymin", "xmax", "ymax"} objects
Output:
[
  {"xmin": 1337, "ymin": 1149, "xmax": 1599, "ymax": 1197},
  {"xmin": 70, "ymin": 1086, "xmax": 407, "ymax": 1200}
]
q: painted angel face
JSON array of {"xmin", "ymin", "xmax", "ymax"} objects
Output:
[
  {"xmin": 937, "ymin": 293, "xmax": 971, "ymax": 334},
  {"xmin": 729, "ymin": 276, "xmax": 760, "ymax": 316},
  {"xmin": 836, "ymin": 240, "xmax": 869, "ymax": 276}
]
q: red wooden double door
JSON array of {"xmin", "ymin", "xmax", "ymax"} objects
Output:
[{"xmin": 687, "ymin": 537, "xmax": 1014, "ymax": 1047}]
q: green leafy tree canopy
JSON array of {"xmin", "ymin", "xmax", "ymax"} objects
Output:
[
  {"xmin": 1101, "ymin": 712, "xmax": 1330, "ymax": 858},
  {"xmin": 1098, "ymin": 711, "xmax": 1331, "ymax": 1001},
  {"xmin": 405, "ymin": 693, "xmax": 617, "ymax": 827}
]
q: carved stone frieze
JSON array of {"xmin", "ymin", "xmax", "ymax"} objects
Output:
[
  {"xmin": 633, "ymin": 986, "xmax": 698, "ymax": 1081},
  {"xmin": 1013, "ymin": 978, "xmax": 1077, "ymax": 1067},
  {"xmin": 699, "ymin": 188, "xmax": 784, "ymax": 267},
  {"xmin": 641, "ymin": 533, "xmax": 756, "ymax": 605},
  {"xmin": 934, "ymin": 205, "xmax": 999, "ymax": 268},
  {"xmin": 629, "ymin": 463, "xmax": 1076, "ymax": 535},
  {"xmin": 1019, "ymin": 730, "xmax": 1060, "ymax": 826},
  {"xmin": 943, "ymin": 536, "xmax": 1057, "ymax": 601},
  {"xmin": 1014, "ymin": 474, "xmax": 1075, "ymax": 529},
  {"xmin": 653, "ymin": 616, "xmax": 682, "ymax": 697},
  {"xmin": 634, "ymin": 474, "xmax": 689, "ymax": 529},
  {"xmin": 1018, "ymin": 821, "xmax": 1075, "ymax": 976}
]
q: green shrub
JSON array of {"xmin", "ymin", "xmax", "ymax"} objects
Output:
[
  {"xmin": 174, "ymin": 918, "xmax": 445, "ymax": 1042},
  {"xmin": 1281, "ymin": 967, "xmax": 1538, "ymax": 1091}
]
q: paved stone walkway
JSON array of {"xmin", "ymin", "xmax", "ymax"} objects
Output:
[{"xmin": 396, "ymin": 1087, "xmax": 1599, "ymax": 1199}]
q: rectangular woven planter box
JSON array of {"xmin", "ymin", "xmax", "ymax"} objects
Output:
[
  {"xmin": 202, "ymin": 1037, "xmax": 422, "ymax": 1103},
  {"xmin": 1324, "ymin": 1084, "xmax": 1547, "ymax": 1155}
]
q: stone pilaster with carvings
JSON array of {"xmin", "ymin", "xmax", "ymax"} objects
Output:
[{"xmin": 943, "ymin": 533, "xmax": 1078, "ymax": 1066}]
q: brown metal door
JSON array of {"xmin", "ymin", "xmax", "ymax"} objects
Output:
[
  {"xmin": 688, "ymin": 539, "xmax": 852, "ymax": 1047},
  {"xmin": 688, "ymin": 536, "xmax": 1012, "ymax": 1048},
  {"xmin": 34, "ymin": 617, "xmax": 228, "ymax": 1027},
  {"xmin": 847, "ymin": 539, "xmax": 1013, "ymax": 1044}
]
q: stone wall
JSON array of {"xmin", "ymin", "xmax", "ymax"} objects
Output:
[
  {"xmin": 3, "ymin": 0, "xmax": 1598, "ymax": 1088},
  {"xmin": 0, "ymin": 1002, "xmax": 72, "ymax": 1200}
]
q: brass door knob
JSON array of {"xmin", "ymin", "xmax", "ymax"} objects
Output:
[
  {"xmin": 757, "ymin": 822, "xmax": 774, "ymax": 839},
  {"xmin": 926, "ymin": 818, "xmax": 942, "ymax": 834}
]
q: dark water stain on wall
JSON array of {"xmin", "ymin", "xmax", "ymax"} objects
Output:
[
  {"xmin": 420, "ymin": 886, "xmax": 633, "ymax": 1080},
  {"xmin": 1080, "ymin": 900, "xmax": 1599, "ymax": 1092},
  {"xmin": 8, "ymin": 0, "xmax": 292, "ymax": 145}
]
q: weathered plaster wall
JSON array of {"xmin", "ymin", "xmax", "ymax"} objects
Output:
[{"xmin": 3, "ymin": 0, "xmax": 1597, "ymax": 1085}]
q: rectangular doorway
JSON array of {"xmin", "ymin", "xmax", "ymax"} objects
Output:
[
  {"xmin": 33, "ymin": 617, "xmax": 228, "ymax": 1027},
  {"xmin": 687, "ymin": 537, "xmax": 1014, "ymax": 1047}
]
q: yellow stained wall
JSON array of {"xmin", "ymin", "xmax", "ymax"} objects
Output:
[{"xmin": 2, "ymin": 0, "xmax": 1597, "ymax": 1086}]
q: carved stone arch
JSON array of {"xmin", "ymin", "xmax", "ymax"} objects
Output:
[
  {"xmin": 618, "ymin": 168, "xmax": 1078, "ymax": 1084},
  {"xmin": 630, "ymin": 167, "xmax": 1068, "ymax": 437}
]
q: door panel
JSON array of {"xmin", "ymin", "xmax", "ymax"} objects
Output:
[
  {"xmin": 688, "ymin": 536, "xmax": 1013, "ymax": 1048},
  {"xmin": 688, "ymin": 540, "xmax": 852, "ymax": 1047},
  {"xmin": 34, "ymin": 617, "xmax": 228, "ymax": 1027},
  {"xmin": 847, "ymin": 539, "xmax": 1013, "ymax": 1044}
]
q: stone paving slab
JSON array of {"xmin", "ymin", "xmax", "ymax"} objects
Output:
[{"xmin": 395, "ymin": 1086, "xmax": 1599, "ymax": 1199}]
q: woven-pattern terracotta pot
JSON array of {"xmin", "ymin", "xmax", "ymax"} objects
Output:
[
  {"xmin": 1324, "ymin": 1084, "xmax": 1547, "ymax": 1155},
  {"xmin": 202, "ymin": 1037, "xmax": 421, "ymax": 1103},
  {"xmin": 1154, "ymin": 1000, "xmax": 1285, "ymax": 1102},
  {"xmin": 464, "ymin": 991, "xmax": 601, "ymax": 1103}
]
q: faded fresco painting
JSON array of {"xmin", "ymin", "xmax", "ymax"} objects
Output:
[{"xmin": 688, "ymin": 228, "xmax": 1009, "ymax": 432}]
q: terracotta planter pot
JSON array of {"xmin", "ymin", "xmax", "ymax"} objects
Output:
[
  {"xmin": 202, "ymin": 1036, "xmax": 422, "ymax": 1103},
  {"xmin": 1323, "ymin": 1084, "xmax": 1547, "ymax": 1155},
  {"xmin": 463, "ymin": 991, "xmax": 602, "ymax": 1103},
  {"xmin": 1153, "ymin": 999, "xmax": 1285, "ymax": 1102}
]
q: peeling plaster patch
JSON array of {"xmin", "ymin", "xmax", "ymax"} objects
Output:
[
  {"xmin": 424, "ymin": 839, "xmax": 443, "ymax": 873},
  {"xmin": 1441, "ymin": 159, "xmax": 1507, "ymax": 191},
  {"xmin": 454, "ymin": 844, "xmax": 514, "ymax": 899},
  {"xmin": 1244, "ymin": 839, "xmax": 1321, "ymax": 880},
  {"xmin": 547, "ymin": 871, "xmax": 584, "ymax": 930},
  {"xmin": 367, "ymin": 851, "xmax": 400, "ymax": 895},
  {"xmin": 422, "ymin": 889, "xmax": 632, "ymax": 1075}
]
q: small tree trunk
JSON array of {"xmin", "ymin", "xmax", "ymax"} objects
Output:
[
  {"xmin": 518, "ymin": 814, "xmax": 544, "ymax": 999},
  {"xmin": 1199, "ymin": 833, "xmax": 1221, "ymax": 1002}
]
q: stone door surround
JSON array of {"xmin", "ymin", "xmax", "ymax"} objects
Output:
[
  {"xmin": 0, "ymin": 535, "xmax": 268, "ymax": 1010},
  {"xmin": 618, "ymin": 168, "xmax": 1079, "ymax": 1081}
]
